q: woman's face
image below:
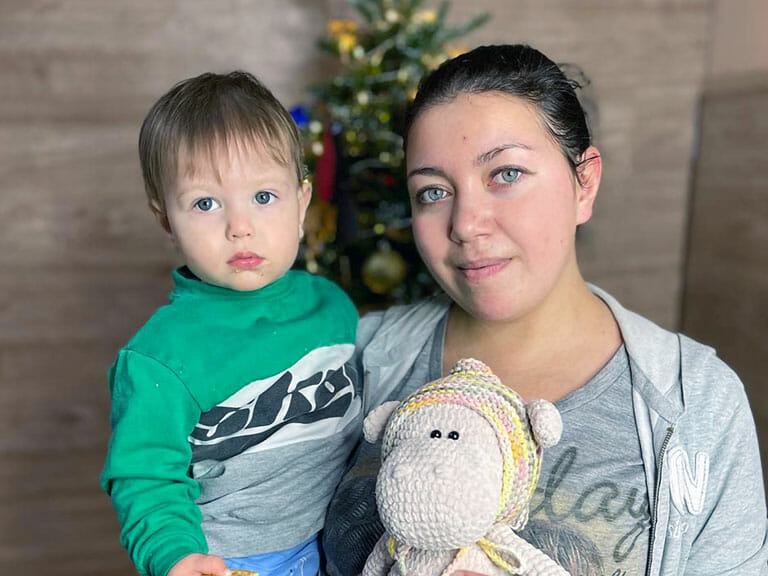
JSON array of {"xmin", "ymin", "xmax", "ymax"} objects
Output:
[{"xmin": 406, "ymin": 92, "xmax": 600, "ymax": 322}]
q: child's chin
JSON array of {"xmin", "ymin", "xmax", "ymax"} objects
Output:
[
  {"xmin": 199, "ymin": 267, "xmax": 277, "ymax": 292},
  {"xmin": 228, "ymin": 275, "xmax": 271, "ymax": 291}
]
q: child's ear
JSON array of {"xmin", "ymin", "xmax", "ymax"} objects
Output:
[
  {"xmin": 574, "ymin": 145, "xmax": 602, "ymax": 226},
  {"xmin": 149, "ymin": 200, "xmax": 173, "ymax": 236},
  {"xmin": 298, "ymin": 179, "xmax": 313, "ymax": 239}
]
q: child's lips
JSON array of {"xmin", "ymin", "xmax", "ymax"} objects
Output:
[{"xmin": 228, "ymin": 252, "xmax": 264, "ymax": 269}]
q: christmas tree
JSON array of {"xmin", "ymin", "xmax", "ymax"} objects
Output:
[{"xmin": 293, "ymin": 0, "xmax": 488, "ymax": 309}]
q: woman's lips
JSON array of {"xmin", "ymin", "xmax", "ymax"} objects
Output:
[
  {"xmin": 457, "ymin": 259, "xmax": 510, "ymax": 283},
  {"xmin": 228, "ymin": 252, "xmax": 264, "ymax": 269}
]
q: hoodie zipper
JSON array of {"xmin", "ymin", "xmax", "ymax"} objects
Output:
[{"xmin": 646, "ymin": 426, "xmax": 675, "ymax": 576}]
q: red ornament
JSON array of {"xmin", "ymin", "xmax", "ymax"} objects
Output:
[{"xmin": 315, "ymin": 127, "xmax": 336, "ymax": 203}]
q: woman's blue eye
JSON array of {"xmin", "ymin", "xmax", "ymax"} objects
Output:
[
  {"xmin": 194, "ymin": 197, "xmax": 220, "ymax": 212},
  {"xmin": 254, "ymin": 191, "xmax": 275, "ymax": 205},
  {"xmin": 496, "ymin": 168, "xmax": 522, "ymax": 183},
  {"xmin": 418, "ymin": 188, "xmax": 448, "ymax": 204}
]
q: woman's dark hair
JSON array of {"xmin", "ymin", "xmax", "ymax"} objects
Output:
[{"xmin": 404, "ymin": 44, "xmax": 592, "ymax": 171}]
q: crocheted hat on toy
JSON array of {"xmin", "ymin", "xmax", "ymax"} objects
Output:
[{"xmin": 381, "ymin": 358, "xmax": 562, "ymax": 530}]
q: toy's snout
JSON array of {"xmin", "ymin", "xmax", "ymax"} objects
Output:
[
  {"xmin": 387, "ymin": 429, "xmax": 463, "ymax": 480},
  {"xmin": 385, "ymin": 438, "xmax": 460, "ymax": 481}
]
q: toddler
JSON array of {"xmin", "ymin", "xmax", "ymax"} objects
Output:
[{"xmin": 101, "ymin": 71, "xmax": 360, "ymax": 576}]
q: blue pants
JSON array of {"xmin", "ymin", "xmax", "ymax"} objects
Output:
[{"xmin": 225, "ymin": 535, "xmax": 320, "ymax": 576}]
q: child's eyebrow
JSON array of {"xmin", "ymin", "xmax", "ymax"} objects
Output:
[{"xmin": 171, "ymin": 183, "xmax": 216, "ymax": 204}]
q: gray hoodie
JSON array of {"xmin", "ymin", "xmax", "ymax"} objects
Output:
[{"xmin": 324, "ymin": 286, "xmax": 768, "ymax": 576}]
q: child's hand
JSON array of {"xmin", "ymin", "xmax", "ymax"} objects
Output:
[{"xmin": 167, "ymin": 553, "xmax": 229, "ymax": 576}]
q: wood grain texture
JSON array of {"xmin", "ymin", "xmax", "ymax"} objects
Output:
[
  {"xmin": 682, "ymin": 77, "xmax": 768, "ymax": 485},
  {"xmin": 0, "ymin": 0, "xmax": 334, "ymax": 123}
]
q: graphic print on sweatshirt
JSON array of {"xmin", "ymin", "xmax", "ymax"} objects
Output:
[
  {"xmin": 189, "ymin": 344, "xmax": 356, "ymax": 462},
  {"xmin": 519, "ymin": 346, "xmax": 651, "ymax": 576}
]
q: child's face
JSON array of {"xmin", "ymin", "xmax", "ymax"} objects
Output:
[{"xmin": 159, "ymin": 141, "xmax": 311, "ymax": 291}]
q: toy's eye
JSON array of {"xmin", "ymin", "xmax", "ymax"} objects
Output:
[
  {"xmin": 448, "ymin": 431, "xmax": 460, "ymax": 440},
  {"xmin": 430, "ymin": 429, "xmax": 442, "ymax": 439}
]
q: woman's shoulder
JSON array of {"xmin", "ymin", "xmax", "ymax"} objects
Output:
[
  {"xmin": 678, "ymin": 332, "xmax": 749, "ymax": 412},
  {"xmin": 591, "ymin": 284, "xmax": 748, "ymax": 411}
]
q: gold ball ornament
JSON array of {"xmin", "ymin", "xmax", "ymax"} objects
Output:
[{"xmin": 362, "ymin": 248, "xmax": 408, "ymax": 295}]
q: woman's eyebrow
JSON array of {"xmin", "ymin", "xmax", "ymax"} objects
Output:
[
  {"xmin": 474, "ymin": 142, "xmax": 532, "ymax": 166},
  {"xmin": 407, "ymin": 166, "xmax": 449, "ymax": 180},
  {"xmin": 406, "ymin": 142, "xmax": 532, "ymax": 180}
]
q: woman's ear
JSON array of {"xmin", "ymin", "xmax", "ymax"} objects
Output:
[{"xmin": 574, "ymin": 145, "xmax": 602, "ymax": 225}]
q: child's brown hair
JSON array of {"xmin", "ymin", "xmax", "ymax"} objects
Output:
[{"xmin": 138, "ymin": 71, "xmax": 306, "ymax": 218}]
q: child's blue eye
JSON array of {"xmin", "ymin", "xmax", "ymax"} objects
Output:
[
  {"xmin": 194, "ymin": 197, "xmax": 220, "ymax": 212},
  {"xmin": 417, "ymin": 188, "xmax": 449, "ymax": 204},
  {"xmin": 254, "ymin": 191, "xmax": 276, "ymax": 205}
]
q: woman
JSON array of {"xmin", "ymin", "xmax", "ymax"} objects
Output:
[{"xmin": 323, "ymin": 44, "xmax": 767, "ymax": 575}]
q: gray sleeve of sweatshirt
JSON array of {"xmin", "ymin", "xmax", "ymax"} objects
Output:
[{"xmin": 679, "ymin": 349, "xmax": 768, "ymax": 575}]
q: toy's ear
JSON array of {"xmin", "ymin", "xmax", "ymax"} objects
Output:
[
  {"xmin": 363, "ymin": 401, "xmax": 400, "ymax": 443},
  {"xmin": 527, "ymin": 399, "xmax": 563, "ymax": 448}
]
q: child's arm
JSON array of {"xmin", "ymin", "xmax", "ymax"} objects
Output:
[{"xmin": 101, "ymin": 349, "xmax": 208, "ymax": 576}]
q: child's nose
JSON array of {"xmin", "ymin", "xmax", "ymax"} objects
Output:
[{"xmin": 226, "ymin": 210, "xmax": 254, "ymax": 239}]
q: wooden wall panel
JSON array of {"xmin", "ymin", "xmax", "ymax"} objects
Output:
[
  {"xmin": 1, "ymin": 451, "xmax": 134, "ymax": 574},
  {"xmin": 0, "ymin": 0, "xmax": 334, "ymax": 123},
  {"xmin": 1, "ymin": 1, "xmax": 715, "ymax": 573},
  {"xmin": 682, "ymin": 77, "xmax": 768, "ymax": 485},
  {"xmin": 0, "ymin": 124, "xmax": 170, "ymax": 270}
]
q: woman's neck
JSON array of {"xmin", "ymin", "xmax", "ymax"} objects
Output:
[{"xmin": 443, "ymin": 277, "xmax": 621, "ymax": 402}]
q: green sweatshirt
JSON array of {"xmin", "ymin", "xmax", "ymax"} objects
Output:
[{"xmin": 101, "ymin": 268, "xmax": 358, "ymax": 576}]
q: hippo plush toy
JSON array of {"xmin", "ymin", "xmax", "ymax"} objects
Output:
[{"xmin": 362, "ymin": 358, "xmax": 570, "ymax": 576}]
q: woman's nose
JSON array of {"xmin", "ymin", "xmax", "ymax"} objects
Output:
[{"xmin": 449, "ymin": 188, "xmax": 492, "ymax": 243}]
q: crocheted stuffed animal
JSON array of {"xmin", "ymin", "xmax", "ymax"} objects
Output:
[{"xmin": 362, "ymin": 358, "xmax": 570, "ymax": 576}]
